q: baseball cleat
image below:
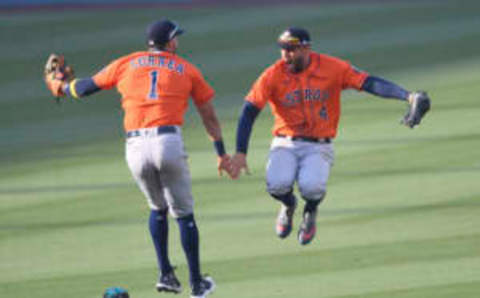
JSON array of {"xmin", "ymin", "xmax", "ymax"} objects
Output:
[
  {"xmin": 298, "ymin": 209, "xmax": 317, "ymax": 245},
  {"xmin": 190, "ymin": 276, "xmax": 215, "ymax": 298},
  {"xmin": 275, "ymin": 198, "xmax": 297, "ymax": 239},
  {"xmin": 156, "ymin": 270, "xmax": 182, "ymax": 294}
]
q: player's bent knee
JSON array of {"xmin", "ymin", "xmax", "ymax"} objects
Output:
[
  {"xmin": 299, "ymin": 187, "xmax": 326, "ymax": 202},
  {"xmin": 169, "ymin": 205, "xmax": 194, "ymax": 219},
  {"xmin": 266, "ymin": 182, "xmax": 293, "ymax": 198},
  {"xmin": 267, "ymin": 180, "xmax": 292, "ymax": 197},
  {"xmin": 176, "ymin": 213, "xmax": 194, "ymax": 221}
]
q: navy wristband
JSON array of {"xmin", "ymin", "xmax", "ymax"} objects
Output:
[
  {"xmin": 214, "ymin": 139, "xmax": 226, "ymax": 156},
  {"xmin": 64, "ymin": 77, "xmax": 101, "ymax": 98}
]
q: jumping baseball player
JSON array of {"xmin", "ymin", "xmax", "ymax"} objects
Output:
[
  {"xmin": 231, "ymin": 27, "xmax": 430, "ymax": 245},
  {"xmin": 44, "ymin": 19, "xmax": 231, "ymax": 298}
]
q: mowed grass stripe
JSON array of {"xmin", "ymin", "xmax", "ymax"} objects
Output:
[
  {"xmin": 2, "ymin": 232, "xmax": 478, "ymax": 283},
  {"xmin": 3, "ymin": 269, "xmax": 479, "ymax": 298},
  {"xmin": 1, "ymin": 0, "xmax": 476, "ymax": 60},
  {"xmin": 200, "ymin": 233, "xmax": 480, "ymax": 280},
  {"xmin": 0, "ymin": 1, "xmax": 452, "ymax": 58},
  {"xmin": 213, "ymin": 257, "xmax": 480, "ymax": 298},
  {"xmin": 339, "ymin": 281, "xmax": 480, "ymax": 298}
]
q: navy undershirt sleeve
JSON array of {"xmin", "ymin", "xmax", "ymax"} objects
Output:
[
  {"xmin": 236, "ymin": 101, "xmax": 261, "ymax": 154},
  {"xmin": 362, "ymin": 75, "xmax": 409, "ymax": 101},
  {"xmin": 65, "ymin": 78, "xmax": 101, "ymax": 98}
]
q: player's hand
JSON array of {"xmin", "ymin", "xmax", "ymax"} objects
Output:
[
  {"xmin": 217, "ymin": 154, "xmax": 235, "ymax": 178},
  {"xmin": 45, "ymin": 76, "xmax": 65, "ymax": 97},
  {"xmin": 231, "ymin": 153, "xmax": 250, "ymax": 179},
  {"xmin": 44, "ymin": 53, "xmax": 75, "ymax": 98}
]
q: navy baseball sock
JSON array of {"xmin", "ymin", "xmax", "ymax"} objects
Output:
[
  {"xmin": 177, "ymin": 214, "xmax": 202, "ymax": 285},
  {"xmin": 304, "ymin": 199, "xmax": 321, "ymax": 213},
  {"xmin": 271, "ymin": 191, "xmax": 296, "ymax": 207},
  {"xmin": 149, "ymin": 209, "xmax": 173, "ymax": 276}
]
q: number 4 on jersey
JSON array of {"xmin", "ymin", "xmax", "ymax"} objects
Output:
[{"xmin": 319, "ymin": 105, "xmax": 328, "ymax": 120}]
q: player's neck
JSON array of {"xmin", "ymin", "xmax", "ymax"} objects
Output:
[
  {"xmin": 290, "ymin": 55, "xmax": 311, "ymax": 74},
  {"xmin": 148, "ymin": 47, "xmax": 176, "ymax": 54}
]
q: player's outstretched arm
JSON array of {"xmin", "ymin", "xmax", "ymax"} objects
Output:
[
  {"xmin": 231, "ymin": 101, "xmax": 261, "ymax": 179},
  {"xmin": 195, "ymin": 101, "xmax": 234, "ymax": 178},
  {"xmin": 361, "ymin": 75, "xmax": 410, "ymax": 100},
  {"xmin": 361, "ymin": 75, "xmax": 430, "ymax": 128}
]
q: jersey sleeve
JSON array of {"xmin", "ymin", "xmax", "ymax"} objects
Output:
[
  {"xmin": 92, "ymin": 58, "xmax": 123, "ymax": 90},
  {"xmin": 245, "ymin": 69, "xmax": 272, "ymax": 110},
  {"xmin": 190, "ymin": 65, "xmax": 215, "ymax": 106},
  {"xmin": 342, "ymin": 62, "xmax": 369, "ymax": 90}
]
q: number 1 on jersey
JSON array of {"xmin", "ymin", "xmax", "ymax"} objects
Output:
[{"xmin": 148, "ymin": 70, "xmax": 159, "ymax": 100}]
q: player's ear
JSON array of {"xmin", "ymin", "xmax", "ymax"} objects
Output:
[{"xmin": 165, "ymin": 38, "xmax": 178, "ymax": 52}]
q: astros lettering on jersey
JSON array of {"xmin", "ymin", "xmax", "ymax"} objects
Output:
[{"xmin": 246, "ymin": 52, "xmax": 368, "ymax": 138}]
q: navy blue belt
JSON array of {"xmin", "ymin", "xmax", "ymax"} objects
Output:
[
  {"xmin": 276, "ymin": 134, "xmax": 331, "ymax": 144},
  {"xmin": 126, "ymin": 126, "xmax": 177, "ymax": 138}
]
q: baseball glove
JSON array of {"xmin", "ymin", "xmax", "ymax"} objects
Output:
[
  {"xmin": 401, "ymin": 91, "xmax": 431, "ymax": 128},
  {"xmin": 44, "ymin": 53, "xmax": 75, "ymax": 97}
]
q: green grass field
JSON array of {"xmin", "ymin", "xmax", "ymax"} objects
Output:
[{"xmin": 1, "ymin": 1, "xmax": 480, "ymax": 297}]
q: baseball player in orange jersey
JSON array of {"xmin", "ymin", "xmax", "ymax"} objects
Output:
[
  {"xmin": 44, "ymin": 19, "xmax": 231, "ymax": 298},
  {"xmin": 231, "ymin": 27, "xmax": 430, "ymax": 245}
]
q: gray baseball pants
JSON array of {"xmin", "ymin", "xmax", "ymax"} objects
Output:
[
  {"xmin": 125, "ymin": 126, "xmax": 194, "ymax": 218},
  {"xmin": 266, "ymin": 136, "xmax": 334, "ymax": 201}
]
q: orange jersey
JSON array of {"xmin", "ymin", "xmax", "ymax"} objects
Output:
[
  {"xmin": 93, "ymin": 51, "xmax": 215, "ymax": 131},
  {"xmin": 246, "ymin": 52, "xmax": 368, "ymax": 138}
]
